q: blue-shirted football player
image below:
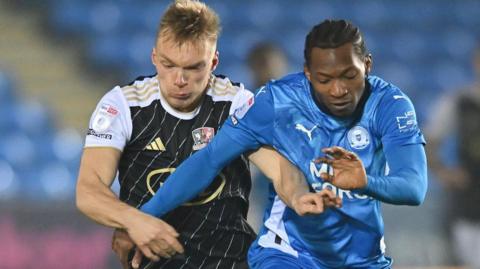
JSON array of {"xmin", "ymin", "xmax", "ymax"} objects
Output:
[{"xmin": 141, "ymin": 19, "xmax": 428, "ymax": 268}]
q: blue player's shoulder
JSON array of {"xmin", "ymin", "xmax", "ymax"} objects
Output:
[
  {"xmin": 368, "ymin": 75, "xmax": 410, "ymax": 102},
  {"xmin": 267, "ymin": 72, "xmax": 307, "ymax": 90},
  {"xmin": 265, "ymin": 72, "xmax": 310, "ymax": 101}
]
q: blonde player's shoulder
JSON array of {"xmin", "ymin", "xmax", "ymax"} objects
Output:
[
  {"xmin": 120, "ymin": 75, "xmax": 160, "ymax": 107},
  {"xmin": 207, "ymin": 74, "xmax": 247, "ymax": 102}
]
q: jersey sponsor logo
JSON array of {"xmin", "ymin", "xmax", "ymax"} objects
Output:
[
  {"xmin": 146, "ymin": 167, "xmax": 226, "ymax": 206},
  {"xmin": 192, "ymin": 127, "xmax": 215, "ymax": 150},
  {"xmin": 309, "ymin": 161, "xmax": 369, "ymax": 200},
  {"xmin": 309, "ymin": 161, "xmax": 333, "ymax": 178},
  {"xmin": 87, "ymin": 128, "xmax": 112, "ymax": 140},
  {"xmin": 347, "ymin": 125, "xmax": 370, "ymax": 150},
  {"xmin": 396, "ymin": 111, "xmax": 416, "ymax": 132},
  {"xmin": 295, "ymin": 123, "xmax": 317, "ymax": 141},
  {"xmin": 311, "ymin": 181, "xmax": 370, "ymax": 199},
  {"xmin": 145, "ymin": 137, "xmax": 165, "ymax": 151},
  {"xmin": 92, "ymin": 103, "xmax": 119, "ymax": 132}
]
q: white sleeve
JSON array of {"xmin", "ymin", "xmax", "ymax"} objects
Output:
[{"xmin": 84, "ymin": 86, "xmax": 132, "ymax": 151}]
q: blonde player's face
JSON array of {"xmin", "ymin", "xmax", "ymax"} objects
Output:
[{"xmin": 152, "ymin": 35, "xmax": 218, "ymax": 112}]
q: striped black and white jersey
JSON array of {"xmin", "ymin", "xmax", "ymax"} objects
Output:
[{"xmin": 85, "ymin": 74, "xmax": 255, "ymax": 269}]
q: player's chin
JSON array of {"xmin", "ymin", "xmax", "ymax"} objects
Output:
[
  {"xmin": 169, "ymin": 98, "xmax": 196, "ymax": 112},
  {"xmin": 330, "ymin": 107, "xmax": 354, "ymax": 118}
]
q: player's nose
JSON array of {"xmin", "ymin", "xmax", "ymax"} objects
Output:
[
  {"xmin": 330, "ymin": 79, "xmax": 348, "ymax": 97},
  {"xmin": 174, "ymin": 70, "xmax": 188, "ymax": 87}
]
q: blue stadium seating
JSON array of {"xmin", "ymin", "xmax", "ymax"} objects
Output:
[
  {"xmin": 0, "ymin": 72, "xmax": 82, "ymax": 200},
  {"xmin": 45, "ymin": 0, "xmax": 479, "ymax": 104}
]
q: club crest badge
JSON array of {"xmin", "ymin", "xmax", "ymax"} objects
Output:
[
  {"xmin": 347, "ymin": 125, "xmax": 370, "ymax": 150},
  {"xmin": 192, "ymin": 127, "xmax": 215, "ymax": 150}
]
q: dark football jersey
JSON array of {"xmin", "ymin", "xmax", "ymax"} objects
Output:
[{"xmin": 85, "ymin": 74, "xmax": 255, "ymax": 268}]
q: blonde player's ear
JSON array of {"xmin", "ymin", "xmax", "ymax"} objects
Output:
[
  {"xmin": 151, "ymin": 47, "xmax": 158, "ymax": 67},
  {"xmin": 211, "ymin": 51, "xmax": 219, "ymax": 71}
]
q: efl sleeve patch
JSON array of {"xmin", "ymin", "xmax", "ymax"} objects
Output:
[
  {"xmin": 92, "ymin": 103, "xmax": 119, "ymax": 132},
  {"xmin": 229, "ymin": 89, "xmax": 255, "ymax": 119},
  {"xmin": 85, "ymin": 87, "xmax": 132, "ymax": 151}
]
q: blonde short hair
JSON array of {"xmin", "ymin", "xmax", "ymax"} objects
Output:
[{"xmin": 157, "ymin": 0, "xmax": 220, "ymax": 45}]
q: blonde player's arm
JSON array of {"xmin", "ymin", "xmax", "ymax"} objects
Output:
[
  {"xmin": 248, "ymin": 147, "xmax": 341, "ymax": 215},
  {"xmin": 76, "ymin": 147, "xmax": 183, "ymax": 261},
  {"xmin": 76, "ymin": 88, "xmax": 183, "ymax": 261}
]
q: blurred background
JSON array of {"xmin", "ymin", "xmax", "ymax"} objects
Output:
[{"xmin": 0, "ymin": 0, "xmax": 479, "ymax": 268}]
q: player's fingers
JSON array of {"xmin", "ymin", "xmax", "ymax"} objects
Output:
[
  {"xmin": 314, "ymin": 157, "xmax": 333, "ymax": 164},
  {"xmin": 322, "ymin": 196, "xmax": 335, "ymax": 207},
  {"xmin": 320, "ymin": 172, "xmax": 333, "ymax": 182},
  {"xmin": 344, "ymin": 150, "xmax": 359, "ymax": 160},
  {"xmin": 323, "ymin": 146, "xmax": 349, "ymax": 159},
  {"xmin": 322, "ymin": 195, "xmax": 341, "ymax": 208},
  {"xmin": 312, "ymin": 194, "xmax": 326, "ymax": 213},
  {"xmin": 301, "ymin": 193, "xmax": 325, "ymax": 214},
  {"xmin": 131, "ymin": 248, "xmax": 143, "ymax": 269},
  {"xmin": 151, "ymin": 241, "xmax": 173, "ymax": 258},
  {"xmin": 319, "ymin": 189, "xmax": 336, "ymax": 200},
  {"xmin": 139, "ymin": 245, "xmax": 160, "ymax": 262},
  {"xmin": 163, "ymin": 235, "xmax": 185, "ymax": 253},
  {"xmin": 117, "ymin": 252, "xmax": 130, "ymax": 269},
  {"xmin": 300, "ymin": 203, "xmax": 321, "ymax": 215},
  {"xmin": 335, "ymin": 197, "xmax": 342, "ymax": 207}
]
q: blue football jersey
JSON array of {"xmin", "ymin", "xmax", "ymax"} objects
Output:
[{"xmin": 224, "ymin": 73, "xmax": 425, "ymax": 268}]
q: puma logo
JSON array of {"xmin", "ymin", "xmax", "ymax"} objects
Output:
[{"xmin": 295, "ymin": 123, "xmax": 317, "ymax": 141}]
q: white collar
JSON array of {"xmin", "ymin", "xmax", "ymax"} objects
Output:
[{"xmin": 156, "ymin": 81, "xmax": 201, "ymax": 120}]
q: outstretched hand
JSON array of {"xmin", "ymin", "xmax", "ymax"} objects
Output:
[
  {"xmin": 291, "ymin": 188, "xmax": 342, "ymax": 216},
  {"xmin": 315, "ymin": 146, "xmax": 367, "ymax": 190}
]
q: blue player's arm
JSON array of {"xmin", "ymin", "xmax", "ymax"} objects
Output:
[
  {"xmin": 363, "ymin": 143, "xmax": 427, "ymax": 205},
  {"xmin": 141, "ymin": 130, "xmax": 254, "ymax": 216},
  {"xmin": 141, "ymin": 88, "xmax": 275, "ymax": 217},
  {"xmin": 363, "ymin": 91, "xmax": 427, "ymax": 205}
]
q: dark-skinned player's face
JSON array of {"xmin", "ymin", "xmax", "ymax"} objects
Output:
[{"xmin": 304, "ymin": 43, "xmax": 372, "ymax": 118}]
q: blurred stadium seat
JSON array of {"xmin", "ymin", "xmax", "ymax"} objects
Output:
[
  {"xmin": 43, "ymin": 0, "xmax": 480, "ymax": 101},
  {"xmin": 0, "ymin": 71, "xmax": 83, "ymax": 201}
]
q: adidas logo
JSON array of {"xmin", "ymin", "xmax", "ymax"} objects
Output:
[{"xmin": 145, "ymin": 137, "xmax": 165, "ymax": 151}]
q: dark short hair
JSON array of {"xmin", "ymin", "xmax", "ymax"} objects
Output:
[{"xmin": 304, "ymin": 19, "xmax": 368, "ymax": 66}]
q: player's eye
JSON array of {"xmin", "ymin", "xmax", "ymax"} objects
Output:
[
  {"xmin": 161, "ymin": 62, "xmax": 174, "ymax": 69},
  {"xmin": 185, "ymin": 63, "xmax": 205, "ymax": 71},
  {"xmin": 343, "ymin": 72, "xmax": 357, "ymax": 80},
  {"xmin": 185, "ymin": 66, "xmax": 201, "ymax": 71}
]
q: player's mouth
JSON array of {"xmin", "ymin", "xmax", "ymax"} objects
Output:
[
  {"xmin": 330, "ymin": 101, "xmax": 351, "ymax": 110},
  {"xmin": 171, "ymin": 93, "xmax": 191, "ymax": 100}
]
